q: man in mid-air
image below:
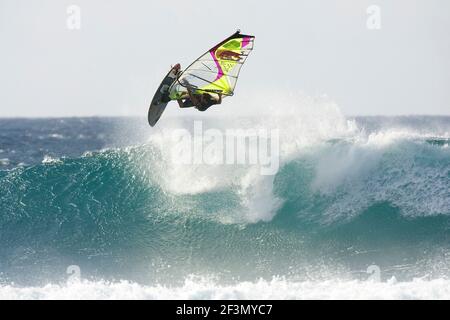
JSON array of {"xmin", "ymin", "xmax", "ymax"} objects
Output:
[{"xmin": 172, "ymin": 63, "xmax": 222, "ymax": 112}]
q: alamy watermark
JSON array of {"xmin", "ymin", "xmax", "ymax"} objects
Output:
[
  {"xmin": 366, "ymin": 264, "xmax": 381, "ymax": 282},
  {"xmin": 366, "ymin": 5, "xmax": 382, "ymax": 30},
  {"xmin": 167, "ymin": 121, "xmax": 280, "ymax": 175},
  {"xmin": 66, "ymin": 265, "xmax": 81, "ymax": 282},
  {"xmin": 66, "ymin": 5, "xmax": 81, "ymax": 30}
]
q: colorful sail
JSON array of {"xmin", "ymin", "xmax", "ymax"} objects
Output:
[{"xmin": 169, "ymin": 31, "xmax": 255, "ymax": 100}]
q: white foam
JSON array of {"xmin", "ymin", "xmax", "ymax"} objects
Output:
[
  {"xmin": 2, "ymin": 276, "xmax": 450, "ymax": 300},
  {"xmin": 364, "ymin": 129, "xmax": 448, "ymax": 147},
  {"xmin": 42, "ymin": 155, "xmax": 62, "ymax": 164},
  {"xmin": 237, "ymin": 168, "xmax": 283, "ymax": 222}
]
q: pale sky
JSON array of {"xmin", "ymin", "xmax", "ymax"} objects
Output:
[{"xmin": 0, "ymin": 0, "xmax": 449, "ymax": 117}]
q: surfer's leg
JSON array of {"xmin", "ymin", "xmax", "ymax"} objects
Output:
[
  {"xmin": 196, "ymin": 105, "xmax": 210, "ymax": 112},
  {"xmin": 161, "ymin": 93, "xmax": 171, "ymax": 103},
  {"xmin": 178, "ymin": 99, "xmax": 194, "ymax": 108}
]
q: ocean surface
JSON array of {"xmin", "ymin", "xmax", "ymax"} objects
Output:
[{"xmin": 1, "ymin": 109, "xmax": 450, "ymax": 299}]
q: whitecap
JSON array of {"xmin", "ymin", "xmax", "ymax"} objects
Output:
[
  {"xmin": 1, "ymin": 276, "xmax": 450, "ymax": 300},
  {"xmin": 42, "ymin": 155, "xmax": 62, "ymax": 164}
]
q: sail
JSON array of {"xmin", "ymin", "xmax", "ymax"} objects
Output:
[{"xmin": 169, "ymin": 31, "xmax": 255, "ymax": 100}]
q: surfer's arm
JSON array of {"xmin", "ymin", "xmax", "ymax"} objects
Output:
[
  {"xmin": 217, "ymin": 93, "xmax": 222, "ymax": 104},
  {"xmin": 177, "ymin": 99, "xmax": 184, "ymax": 108},
  {"xmin": 186, "ymin": 88, "xmax": 200, "ymax": 106}
]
